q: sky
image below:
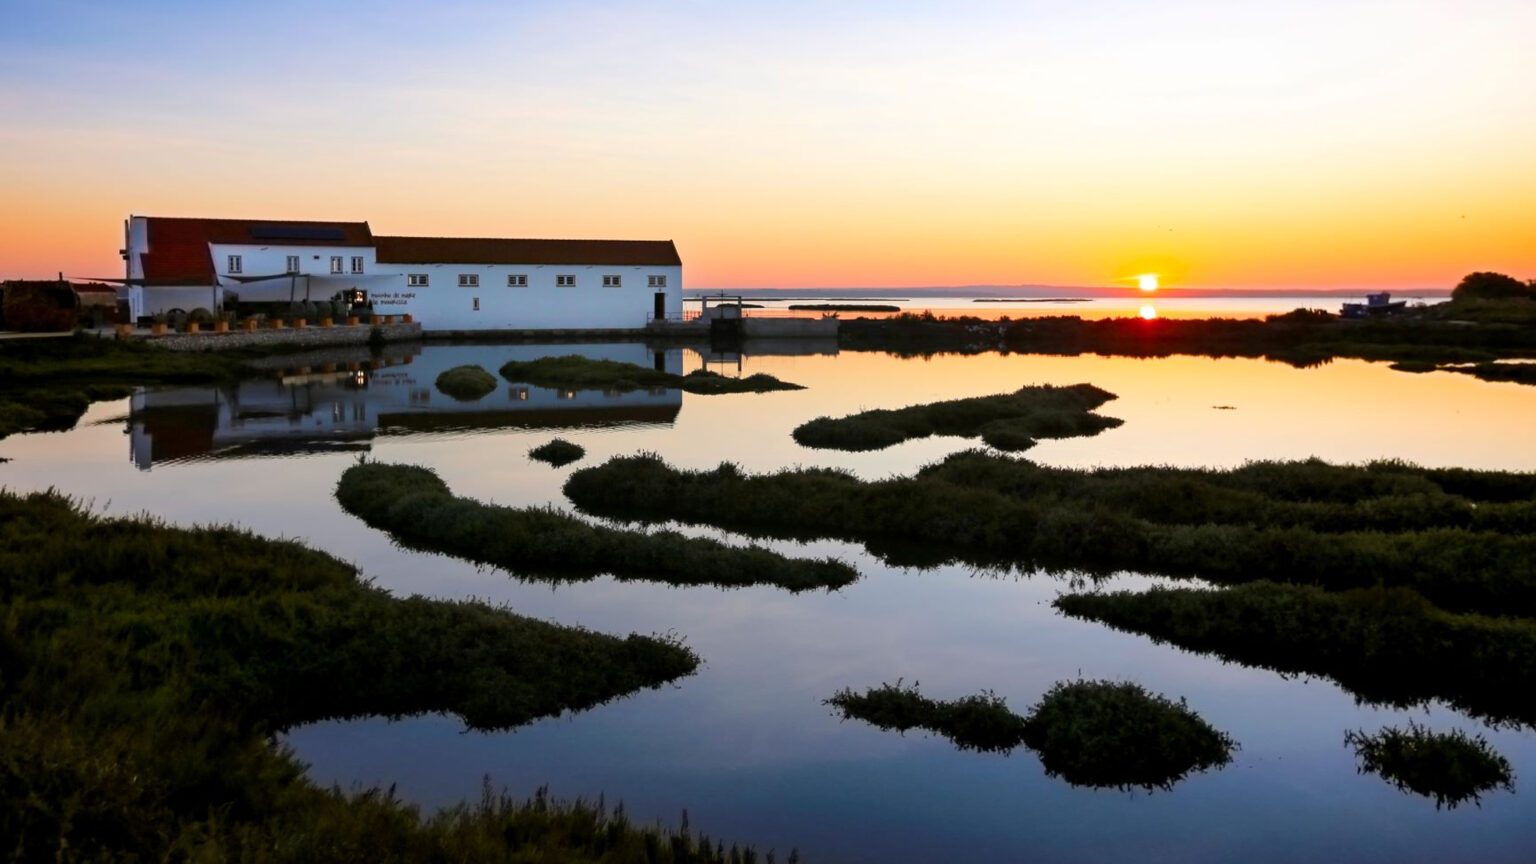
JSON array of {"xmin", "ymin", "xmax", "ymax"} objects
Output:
[{"xmin": 1, "ymin": 0, "xmax": 1533, "ymax": 291}]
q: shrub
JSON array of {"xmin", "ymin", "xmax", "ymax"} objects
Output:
[
  {"xmin": 1452, "ymin": 271, "xmax": 1531, "ymax": 302},
  {"xmin": 826, "ymin": 681, "xmax": 1027, "ymax": 753},
  {"xmin": 1020, "ymin": 680, "xmax": 1236, "ymax": 791},
  {"xmin": 434, "ymin": 365, "xmax": 498, "ymax": 401},
  {"xmin": 1345, "ymin": 722, "xmax": 1514, "ymax": 809},
  {"xmin": 529, "ymin": 438, "xmax": 585, "ymax": 467}
]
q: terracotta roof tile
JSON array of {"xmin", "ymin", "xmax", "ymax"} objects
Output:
[{"xmin": 138, "ymin": 217, "xmax": 372, "ymax": 286}]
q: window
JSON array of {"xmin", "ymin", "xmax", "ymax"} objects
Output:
[
  {"xmin": 648, "ymin": 275, "xmax": 667, "ymax": 288},
  {"xmin": 472, "ymin": 297, "xmax": 480, "ymax": 311},
  {"xmin": 285, "ymin": 255, "xmax": 300, "ymax": 274},
  {"xmin": 407, "ymin": 274, "xmax": 429, "ymax": 287},
  {"xmin": 556, "ymin": 274, "xmax": 576, "ymax": 287},
  {"xmin": 602, "ymin": 275, "xmax": 622, "ymax": 288},
  {"xmin": 330, "ymin": 256, "xmax": 343, "ymax": 274},
  {"xmin": 227, "ymin": 255, "xmax": 242, "ymax": 274},
  {"xmin": 507, "ymin": 274, "xmax": 527, "ymax": 287},
  {"xmin": 351, "ymin": 256, "xmax": 364, "ymax": 274},
  {"xmin": 510, "ymin": 386, "xmax": 529, "ymax": 401},
  {"xmin": 458, "ymin": 274, "xmax": 479, "ymax": 288}
]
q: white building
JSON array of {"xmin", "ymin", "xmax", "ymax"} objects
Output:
[{"xmin": 120, "ymin": 215, "xmax": 683, "ymax": 331}]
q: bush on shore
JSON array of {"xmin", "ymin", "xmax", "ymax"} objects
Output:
[
  {"xmin": 337, "ymin": 461, "xmax": 858, "ymax": 592},
  {"xmin": 1345, "ymin": 722, "xmax": 1514, "ymax": 809}
]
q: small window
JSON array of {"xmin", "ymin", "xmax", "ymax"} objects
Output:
[
  {"xmin": 351, "ymin": 256, "xmax": 364, "ymax": 274},
  {"xmin": 285, "ymin": 255, "xmax": 300, "ymax": 274},
  {"xmin": 602, "ymin": 275, "xmax": 622, "ymax": 288},
  {"xmin": 507, "ymin": 274, "xmax": 527, "ymax": 287},
  {"xmin": 648, "ymin": 275, "xmax": 667, "ymax": 288},
  {"xmin": 227, "ymin": 255, "xmax": 242, "ymax": 274},
  {"xmin": 407, "ymin": 274, "xmax": 429, "ymax": 287},
  {"xmin": 556, "ymin": 274, "xmax": 575, "ymax": 287},
  {"xmin": 458, "ymin": 274, "xmax": 479, "ymax": 288},
  {"xmin": 472, "ymin": 297, "xmax": 480, "ymax": 311},
  {"xmin": 330, "ymin": 256, "xmax": 343, "ymax": 274}
]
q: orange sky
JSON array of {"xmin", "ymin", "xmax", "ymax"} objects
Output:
[{"xmin": 2, "ymin": 1, "xmax": 1532, "ymax": 290}]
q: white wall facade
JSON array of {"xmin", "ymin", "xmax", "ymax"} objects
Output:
[
  {"xmin": 123, "ymin": 216, "xmax": 682, "ymax": 330},
  {"xmin": 369, "ymin": 262, "xmax": 683, "ymax": 330}
]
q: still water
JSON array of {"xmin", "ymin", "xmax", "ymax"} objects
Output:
[{"xmin": 4, "ymin": 339, "xmax": 1535, "ymax": 863}]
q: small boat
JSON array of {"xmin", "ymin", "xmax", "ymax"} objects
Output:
[{"xmin": 1341, "ymin": 291, "xmax": 1407, "ymax": 319}]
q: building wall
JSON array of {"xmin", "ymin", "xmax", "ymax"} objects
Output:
[{"xmin": 369, "ymin": 262, "xmax": 683, "ymax": 330}]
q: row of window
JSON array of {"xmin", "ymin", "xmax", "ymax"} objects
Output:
[
  {"xmin": 225, "ymin": 256, "xmax": 671, "ymax": 289},
  {"xmin": 226, "ymin": 255, "xmax": 366, "ymax": 275},
  {"xmin": 411, "ymin": 274, "xmax": 669, "ymax": 289}
]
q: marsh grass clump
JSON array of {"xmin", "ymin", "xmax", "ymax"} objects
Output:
[
  {"xmin": 565, "ymin": 450, "xmax": 1536, "ymax": 617},
  {"xmin": 499, "ymin": 354, "xmax": 803, "ymax": 394},
  {"xmin": 1345, "ymin": 722, "xmax": 1514, "ymax": 809},
  {"xmin": 435, "ymin": 364, "xmax": 499, "ymax": 401},
  {"xmin": 529, "ymin": 438, "xmax": 585, "ymax": 466},
  {"xmin": 1055, "ymin": 583, "xmax": 1536, "ymax": 727},
  {"xmin": 1020, "ymin": 680, "xmax": 1236, "ymax": 791},
  {"xmin": 792, "ymin": 383, "xmax": 1120, "ymax": 451},
  {"xmin": 0, "ymin": 334, "xmax": 249, "ymax": 439},
  {"xmin": 0, "ymin": 489, "xmax": 725, "ymax": 861},
  {"xmin": 337, "ymin": 461, "xmax": 857, "ymax": 592},
  {"xmin": 826, "ymin": 681, "xmax": 1028, "ymax": 753}
]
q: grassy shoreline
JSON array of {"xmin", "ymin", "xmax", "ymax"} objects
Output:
[
  {"xmin": 564, "ymin": 450, "xmax": 1536, "ymax": 617},
  {"xmin": 499, "ymin": 354, "xmax": 804, "ymax": 394},
  {"xmin": 792, "ymin": 383, "xmax": 1120, "ymax": 452},
  {"xmin": 0, "ymin": 488, "xmax": 767, "ymax": 861},
  {"xmin": 338, "ymin": 461, "xmax": 859, "ymax": 592}
]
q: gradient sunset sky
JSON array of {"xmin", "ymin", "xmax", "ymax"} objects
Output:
[{"xmin": 2, "ymin": 0, "xmax": 1532, "ymax": 290}]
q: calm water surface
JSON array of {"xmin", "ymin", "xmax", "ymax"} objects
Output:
[{"xmin": 4, "ymin": 340, "xmax": 1535, "ymax": 863}]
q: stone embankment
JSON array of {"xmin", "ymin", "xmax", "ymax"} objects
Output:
[{"xmin": 116, "ymin": 321, "xmax": 421, "ymax": 351}]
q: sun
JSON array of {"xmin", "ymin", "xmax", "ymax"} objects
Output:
[{"xmin": 1136, "ymin": 273, "xmax": 1160, "ymax": 292}]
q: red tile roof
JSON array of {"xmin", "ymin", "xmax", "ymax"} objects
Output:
[
  {"xmin": 374, "ymin": 236, "xmax": 681, "ymax": 267},
  {"xmin": 137, "ymin": 217, "xmax": 372, "ymax": 286}
]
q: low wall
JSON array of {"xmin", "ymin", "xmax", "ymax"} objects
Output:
[
  {"xmin": 127, "ymin": 322, "xmax": 422, "ymax": 352},
  {"xmin": 742, "ymin": 318, "xmax": 840, "ymax": 339}
]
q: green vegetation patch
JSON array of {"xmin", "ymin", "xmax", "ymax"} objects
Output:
[
  {"xmin": 434, "ymin": 363, "xmax": 499, "ymax": 401},
  {"xmin": 1345, "ymin": 722, "xmax": 1514, "ymax": 809},
  {"xmin": 564, "ymin": 451, "xmax": 1536, "ymax": 617},
  {"xmin": 792, "ymin": 383, "xmax": 1121, "ymax": 451},
  {"xmin": 529, "ymin": 437, "xmax": 586, "ymax": 466},
  {"xmin": 1020, "ymin": 680, "xmax": 1236, "ymax": 791},
  {"xmin": 1055, "ymin": 582, "xmax": 1536, "ymax": 727},
  {"xmin": 337, "ymin": 461, "xmax": 857, "ymax": 592},
  {"xmin": 826, "ymin": 681, "xmax": 1028, "ymax": 753},
  {"xmin": 499, "ymin": 354, "xmax": 803, "ymax": 394},
  {"xmin": 0, "ymin": 489, "xmax": 716, "ymax": 861},
  {"xmin": 0, "ymin": 334, "xmax": 248, "ymax": 439}
]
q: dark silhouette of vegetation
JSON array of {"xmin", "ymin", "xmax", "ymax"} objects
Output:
[
  {"xmin": 1345, "ymin": 722, "xmax": 1514, "ymax": 809},
  {"xmin": 530, "ymin": 437, "xmax": 586, "ymax": 466},
  {"xmin": 434, "ymin": 363, "xmax": 499, "ymax": 401},
  {"xmin": 792, "ymin": 384, "xmax": 1120, "ymax": 452},
  {"xmin": 499, "ymin": 354, "xmax": 804, "ymax": 394},
  {"xmin": 564, "ymin": 450, "xmax": 1536, "ymax": 617},
  {"xmin": 0, "ymin": 489, "xmax": 771, "ymax": 862},
  {"xmin": 1020, "ymin": 680, "xmax": 1236, "ymax": 791},
  {"xmin": 825, "ymin": 681, "xmax": 1027, "ymax": 753},
  {"xmin": 827, "ymin": 678, "xmax": 1234, "ymax": 791},
  {"xmin": 1451, "ymin": 271, "xmax": 1531, "ymax": 302},
  {"xmin": 338, "ymin": 462, "xmax": 857, "ymax": 592},
  {"xmin": 0, "ymin": 334, "xmax": 248, "ymax": 439},
  {"xmin": 787, "ymin": 303, "xmax": 900, "ymax": 312},
  {"xmin": 1447, "ymin": 361, "xmax": 1536, "ymax": 385},
  {"xmin": 835, "ymin": 295, "xmax": 1536, "ymax": 367},
  {"xmin": 1055, "ymin": 582, "xmax": 1536, "ymax": 727}
]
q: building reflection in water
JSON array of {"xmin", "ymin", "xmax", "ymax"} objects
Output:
[{"xmin": 128, "ymin": 343, "xmax": 686, "ymax": 470}]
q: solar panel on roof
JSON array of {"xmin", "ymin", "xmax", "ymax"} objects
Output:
[{"xmin": 248, "ymin": 225, "xmax": 349, "ymax": 242}]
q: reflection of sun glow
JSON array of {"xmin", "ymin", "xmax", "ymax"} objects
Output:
[
  {"xmin": 1139, "ymin": 304, "xmax": 1158, "ymax": 320},
  {"xmin": 1137, "ymin": 274, "xmax": 1160, "ymax": 292}
]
